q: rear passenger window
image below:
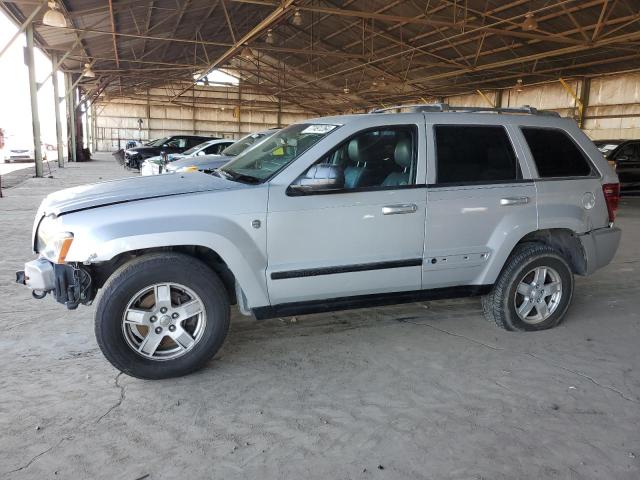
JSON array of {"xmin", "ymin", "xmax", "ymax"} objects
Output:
[
  {"xmin": 521, "ymin": 128, "xmax": 592, "ymax": 177},
  {"xmin": 435, "ymin": 125, "xmax": 521, "ymax": 184}
]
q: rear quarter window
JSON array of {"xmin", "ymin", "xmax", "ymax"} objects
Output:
[{"xmin": 521, "ymin": 127, "xmax": 593, "ymax": 178}]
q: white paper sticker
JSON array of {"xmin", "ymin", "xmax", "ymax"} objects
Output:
[{"xmin": 301, "ymin": 124, "xmax": 338, "ymax": 134}]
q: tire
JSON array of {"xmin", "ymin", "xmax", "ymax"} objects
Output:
[
  {"xmin": 95, "ymin": 253, "xmax": 230, "ymax": 379},
  {"xmin": 482, "ymin": 243, "xmax": 574, "ymax": 331}
]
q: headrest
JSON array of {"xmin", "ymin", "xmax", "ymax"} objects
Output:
[
  {"xmin": 348, "ymin": 138, "xmax": 365, "ymax": 163},
  {"xmin": 394, "ymin": 139, "xmax": 412, "ymax": 168}
]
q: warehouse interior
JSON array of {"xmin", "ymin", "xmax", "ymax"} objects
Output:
[{"xmin": 1, "ymin": 1, "xmax": 639, "ymax": 479}]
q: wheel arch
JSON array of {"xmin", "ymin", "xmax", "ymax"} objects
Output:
[
  {"xmin": 508, "ymin": 228, "xmax": 587, "ymax": 276},
  {"xmin": 90, "ymin": 245, "xmax": 240, "ymax": 306}
]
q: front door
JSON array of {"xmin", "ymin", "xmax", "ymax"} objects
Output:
[
  {"xmin": 422, "ymin": 122, "xmax": 538, "ymax": 289},
  {"xmin": 266, "ymin": 120, "xmax": 427, "ymax": 305}
]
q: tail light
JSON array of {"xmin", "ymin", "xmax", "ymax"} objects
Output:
[{"xmin": 602, "ymin": 183, "xmax": 620, "ymax": 223}]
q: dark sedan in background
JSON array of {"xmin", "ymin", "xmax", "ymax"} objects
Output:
[
  {"xmin": 604, "ymin": 139, "xmax": 640, "ymax": 193},
  {"xmin": 114, "ymin": 135, "xmax": 218, "ymax": 169}
]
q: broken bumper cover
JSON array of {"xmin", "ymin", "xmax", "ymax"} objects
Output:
[
  {"xmin": 16, "ymin": 258, "xmax": 90, "ymax": 310},
  {"xmin": 579, "ymin": 226, "xmax": 621, "ymax": 275}
]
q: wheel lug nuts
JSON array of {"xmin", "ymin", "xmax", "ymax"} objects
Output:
[
  {"xmin": 160, "ymin": 307, "xmax": 168, "ymax": 314},
  {"xmin": 155, "ymin": 327, "xmax": 163, "ymax": 334},
  {"xmin": 169, "ymin": 325, "xmax": 176, "ymax": 332},
  {"xmin": 172, "ymin": 312, "xmax": 179, "ymax": 319},
  {"xmin": 150, "ymin": 316, "xmax": 157, "ymax": 323}
]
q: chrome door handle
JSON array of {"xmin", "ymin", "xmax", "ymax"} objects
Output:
[
  {"xmin": 500, "ymin": 196, "xmax": 530, "ymax": 206},
  {"xmin": 382, "ymin": 203, "xmax": 418, "ymax": 215}
]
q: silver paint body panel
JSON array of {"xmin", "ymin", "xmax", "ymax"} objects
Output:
[{"xmin": 27, "ymin": 112, "xmax": 620, "ymax": 310}]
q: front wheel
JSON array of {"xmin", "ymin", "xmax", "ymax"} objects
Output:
[
  {"xmin": 482, "ymin": 244, "xmax": 574, "ymax": 331},
  {"xmin": 95, "ymin": 253, "xmax": 230, "ymax": 379}
]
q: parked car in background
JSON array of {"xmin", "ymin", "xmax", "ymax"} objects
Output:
[
  {"xmin": 594, "ymin": 139, "xmax": 625, "ymax": 156},
  {"xmin": 140, "ymin": 139, "xmax": 234, "ymax": 176},
  {"xmin": 165, "ymin": 129, "xmax": 279, "ymax": 174},
  {"xmin": 17, "ymin": 105, "xmax": 620, "ymax": 379},
  {"xmin": 605, "ymin": 139, "xmax": 640, "ymax": 192},
  {"xmin": 3, "ymin": 141, "xmax": 47, "ymax": 163},
  {"xmin": 122, "ymin": 135, "xmax": 218, "ymax": 170}
]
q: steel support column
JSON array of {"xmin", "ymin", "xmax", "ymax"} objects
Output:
[
  {"xmin": 26, "ymin": 23, "xmax": 43, "ymax": 178},
  {"xmin": 579, "ymin": 77, "xmax": 591, "ymax": 129},
  {"xmin": 51, "ymin": 54, "xmax": 64, "ymax": 167},
  {"xmin": 66, "ymin": 73, "xmax": 78, "ymax": 162}
]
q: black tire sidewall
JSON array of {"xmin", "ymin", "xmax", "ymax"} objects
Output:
[
  {"xmin": 502, "ymin": 253, "xmax": 574, "ymax": 331},
  {"xmin": 95, "ymin": 254, "xmax": 229, "ymax": 379}
]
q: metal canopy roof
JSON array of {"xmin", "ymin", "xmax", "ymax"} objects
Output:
[{"xmin": 3, "ymin": 0, "xmax": 640, "ymax": 113}]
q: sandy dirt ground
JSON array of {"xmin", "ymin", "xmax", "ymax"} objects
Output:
[{"xmin": 0, "ymin": 154, "xmax": 639, "ymax": 479}]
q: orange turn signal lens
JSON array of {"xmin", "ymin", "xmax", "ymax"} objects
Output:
[{"xmin": 56, "ymin": 236, "xmax": 74, "ymax": 264}]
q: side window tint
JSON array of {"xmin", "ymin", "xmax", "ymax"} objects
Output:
[
  {"xmin": 292, "ymin": 126, "xmax": 417, "ymax": 192},
  {"xmin": 204, "ymin": 144, "xmax": 220, "ymax": 154},
  {"xmin": 435, "ymin": 125, "xmax": 521, "ymax": 184},
  {"xmin": 615, "ymin": 144, "xmax": 635, "ymax": 160},
  {"xmin": 522, "ymin": 128, "xmax": 592, "ymax": 177}
]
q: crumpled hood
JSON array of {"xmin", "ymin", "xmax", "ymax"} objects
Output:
[
  {"xmin": 168, "ymin": 154, "xmax": 232, "ymax": 171},
  {"xmin": 39, "ymin": 171, "xmax": 244, "ymax": 216}
]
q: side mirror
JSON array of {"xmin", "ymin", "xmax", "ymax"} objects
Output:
[
  {"xmin": 288, "ymin": 164, "xmax": 345, "ymax": 194},
  {"xmin": 197, "ymin": 151, "xmax": 205, "ymax": 156}
]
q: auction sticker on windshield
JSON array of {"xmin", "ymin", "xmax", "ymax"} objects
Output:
[{"xmin": 301, "ymin": 124, "xmax": 338, "ymax": 134}]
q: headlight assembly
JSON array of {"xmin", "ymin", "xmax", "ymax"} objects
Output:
[{"xmin": 36, "ymin": 216, "xmax": 74, "ymax": 264}]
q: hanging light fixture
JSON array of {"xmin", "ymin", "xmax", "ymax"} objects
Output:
[
  {"xmin": 522, "ymin": 12, "xmax": 538, "ymax": 31},
  {"xmin": 265, "ymin": 29, "xmax": 275, "ymax": 45},
  {"xmin": 291, "ymin": 9, "xmax": 303, "ymax": 27},
  {"xmin": 240, "ymin": 46, "xmax": 254, "ymax": 60},
  {"xmin": 43, "ymin": 1, "xmax": 67, "ymax": 28},
  {"xmin": 515, "ymin": 78, "xmax": 524, "ymax": 92},
  {"xmin": 83, "ymin": 63, "xmax": 96, "ymax": 78}
]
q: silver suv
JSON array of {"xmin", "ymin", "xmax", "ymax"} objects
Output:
[{"xmin": 17, "ymin": 104, "xmax": 621, "ymax": 379}]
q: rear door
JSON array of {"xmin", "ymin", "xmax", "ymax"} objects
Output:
[{"xmin": 423, "ymin": 120, "xmax": 538, "ymax": 289}]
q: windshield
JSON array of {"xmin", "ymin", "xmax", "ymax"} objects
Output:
[
  {"xmin": 182, "ymin": 141, "xmax": 211, "ymax": 155},
  {"xmin": 222, "ymin": 131, "xmax": 274, "ymax": 157},
  {"xmin": 148, "ymin": 137, "xmax": 170, "ymax": 147},
  {"xmin": 220, "ymin": 123, "xmax": 338, "ymax": 183}
]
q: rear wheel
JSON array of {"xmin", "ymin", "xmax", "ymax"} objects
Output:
[
  {"xmin": 95, "ymin": 253, "xmax": 230, "ymax": 379},
  {"xmin": 482, "ymin": 244, "xmax": 574, "ymax": 331}
]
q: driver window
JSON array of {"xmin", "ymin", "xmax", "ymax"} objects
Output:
[
  {"xmin": 293, "ymin": 126, "xmax": 417, "ymax": 192},
  {"xmin": 167, "ymin": 138, "xmax": 187, "ymax": 148}
]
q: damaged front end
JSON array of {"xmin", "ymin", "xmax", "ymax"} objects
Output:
[{"xmin": 16, "ymin": 259, "xmax": 94, "ymax": 310}]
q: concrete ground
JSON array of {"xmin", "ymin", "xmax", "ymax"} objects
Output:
[{"xmin": 1, "ymin": 153, "xmax": 639, "ymax": 480}]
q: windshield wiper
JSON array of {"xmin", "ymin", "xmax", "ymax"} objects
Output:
[{"xmin": 217, "ymin": 169, "xmax": 260, "ymax": 184}]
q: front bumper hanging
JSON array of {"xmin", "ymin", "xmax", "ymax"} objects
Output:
[{"xmin": 16, "ymin": 258, "xmax": 92, "ymax": 310}]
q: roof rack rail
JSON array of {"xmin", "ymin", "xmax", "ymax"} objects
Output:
[{"xmin": 369, "ymin": 103, "xmax": 560, "ymax": 117}]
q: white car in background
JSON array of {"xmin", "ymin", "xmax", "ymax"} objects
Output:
[
  {"xmin": 140, "ymin": 138, "xmax": 234, "ymax": 176},
  {"xmin": 2, "ymin": 141, "xmax": 48, "ymax": 163}
]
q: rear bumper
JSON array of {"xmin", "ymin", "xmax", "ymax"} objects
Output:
[{"xmin": 579, "ymin": 226, "xmax": 621, "ymax": 275}]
